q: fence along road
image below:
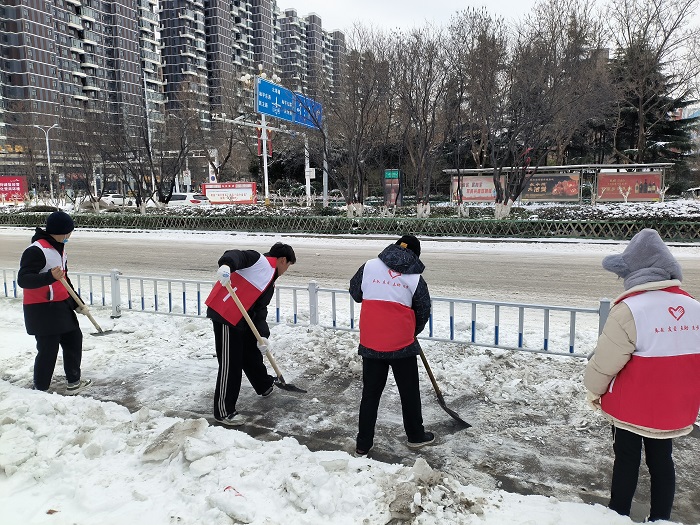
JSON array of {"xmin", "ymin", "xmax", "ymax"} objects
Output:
[{"xmin": 3, "ymin": 228, "xmax": 700, "ymax": 307}]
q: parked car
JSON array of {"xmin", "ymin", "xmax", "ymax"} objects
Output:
[
  {"xmin": 105, "ymin": 194, "xmax": 133, "ymax": 206},
  {"xmin": 168, "ymin": 192, "xmax": 210, "ymax": 206}
]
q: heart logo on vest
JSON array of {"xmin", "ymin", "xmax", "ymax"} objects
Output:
[
  {"xmin": 388, "ymin": 270, "xmax": 402, "ymax": 279},
  {"xmin": 668, "ymin": 306, "xmax": 685, "ymax": 321}
]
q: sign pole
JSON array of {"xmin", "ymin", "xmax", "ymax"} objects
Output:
[{"xmin": 261, "ymin": 113, "xmax": 270, "ymax": 206}]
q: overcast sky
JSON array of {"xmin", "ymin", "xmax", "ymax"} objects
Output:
[
  {"xmin": 283, "ymin": 0, "xmax": 550, "ymax": 32},
  {"xmin": 283, "ymin": 0, "xmax": 699, "ymax": 34}
]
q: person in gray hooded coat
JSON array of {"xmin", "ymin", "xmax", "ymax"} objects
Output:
[
  {"xmin": 349, "ymin": 235, "xmax": 434, "ymax": 457},
  {"xmin": 585, "ymin": 228, "xmax": 700, "ymax": 522}
]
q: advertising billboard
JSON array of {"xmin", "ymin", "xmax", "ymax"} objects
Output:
[
  {"xmin": 521, "ymin": 174, "xmax": 580, "ymax": 202},
  {"xmin": 451, "ymin": 176, "xmax": 496, "ymax": 202},
  {"xmin": 0, "ymin": 176, "xmax": 28, "ymax": 202},
  {"xmin": 596, "ymin": 172, "xmax": 662, "ymax": 202},
  {"xmin": 201, "ymin": 182, "xmax": 257, "ymax": 205}
]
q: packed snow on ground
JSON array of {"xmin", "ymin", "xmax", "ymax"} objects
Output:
[{"xmin": 0, "ymin": 274, "xmax": 694, "ymax": 523}]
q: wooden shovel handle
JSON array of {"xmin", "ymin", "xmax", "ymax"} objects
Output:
[
  {"xmin": 59, "ymin": 277, "xmax": 104, "ymax": 333},
  {"xmin": 224, "ymin": 282, "xmax": 284, "ymax": 379}
]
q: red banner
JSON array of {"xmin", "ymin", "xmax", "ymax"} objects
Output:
[
  {"xmin": 0, "ymin": 176, "xmax": 27, "ymax": 202},
  {"xmin": 597, "ymin": 173, "xmax": 662, "ymax": 201}
]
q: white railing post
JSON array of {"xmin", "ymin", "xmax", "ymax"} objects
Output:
[
  {"xmin": 598, "ymin": 298, "xmax": 611, "ymax": 335},
  {"xmin": 308, "ymin": 280, "xmax": 319, "ymax": 325},
  {"xmin": 110, "ymin": 269, "xmax": 122, "ymax": 318}
]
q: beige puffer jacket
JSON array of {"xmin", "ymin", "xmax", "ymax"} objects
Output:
[{"xmin": 584, "ymin": 279, "xmax": 695, "ymax": 439}]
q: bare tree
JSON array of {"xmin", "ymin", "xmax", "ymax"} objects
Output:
[
  {"xmin": 487, "ymin": 0, "xmax": 614, "ymax": 217},
  {"xmin": 527, "ymin": 0, "xmax": 613, "ymax": 165},
  {"xmin": 328, "ymin": 24, "xmax": 391, "ymax": 209},
  {"xmin": 447, "ymin": 8, "xmax": 510, "ymax": 207},
  {"xmin": 389, "ymin": 26, "xmax": 450, "ymax": 210},
  {"xmin": 607, "ymin": 0, "xmax": 700, "ymax": 162}
]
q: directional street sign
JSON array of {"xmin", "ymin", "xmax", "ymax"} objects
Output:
[{"xmin": 256, "ymin": 77, "xmax": 322, "ymax": 129}]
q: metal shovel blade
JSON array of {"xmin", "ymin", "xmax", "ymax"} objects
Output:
[
  {"xmin": 274, "ymin": 377, "xmax": 307, "ymax": 394},
  {"xmin": 90, "ymin": 329, "xmax": 114, "ymax": 336},
  {"xmin": 437, "ymin": 397, "xmax": 471, "ymax": 428}
]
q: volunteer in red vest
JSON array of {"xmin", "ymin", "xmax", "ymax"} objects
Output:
[
  {"xmin": 349, "ymin": 235, "xmax": 434, "ymax": 457},
  {"xmin": 18, "ymin": 210, "xmax": 91, "ymax": 395},
  {"xmin": 206, "ymin": 242, "xmax": 295, "ymax": 426},
  {"xmin": 585, "ymin": 228, "xmax": 700, "ymax": 522}
]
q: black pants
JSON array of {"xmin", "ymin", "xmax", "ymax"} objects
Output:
[
  {"xmin": 33, "ymin": 328, "xmax": 83, "ymax": 390},
  {"xmin": 356, "ymin": 355, "xmax": 425, "ymax": 451},
  {"xmin": 212, "ymin": 321, "xmax": 274, "ymax": 420},
  {"xmin": 609, "ymin": 426, "xmax": 675, "ymax": 522}
]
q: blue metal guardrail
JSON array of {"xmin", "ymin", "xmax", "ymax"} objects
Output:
[{"xmin": 1, "ymin": 268, "xmax": 610, "ymax": 357}]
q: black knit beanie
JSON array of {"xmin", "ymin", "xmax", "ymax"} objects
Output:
[
  {"xmin": 395, "ymin": 235, "xmax": 421, "ymax": 257},
  {"xmin": 45, "ymin": 211, "xmax": 75, "ymax": 235}
]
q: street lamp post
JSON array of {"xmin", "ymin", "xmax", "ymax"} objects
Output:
[{"xmin": 33, "ymin": 123, "xmax": 59, "ymax": 201}]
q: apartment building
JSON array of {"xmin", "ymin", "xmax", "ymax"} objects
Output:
[
  {"xmin": 0, "ymin": 0, "xmax": 156, "ymax": 141},
  {"xmin": 0, "ymin": 0, "xmax": 344, "ymax": 149}
]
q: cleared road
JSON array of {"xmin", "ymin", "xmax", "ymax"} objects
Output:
[{"xmin": 3, "ymin": 227, "xmax": 700, "ymax": 306}]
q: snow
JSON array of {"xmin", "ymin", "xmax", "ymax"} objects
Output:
[{"xmin": 1, "ymin": 227, "xmax": 697, "ymax": 524}]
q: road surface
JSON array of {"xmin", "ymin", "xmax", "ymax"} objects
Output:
[{"xmin": 3, "ymin": 227, "xmax": 700, "ymax": 307}]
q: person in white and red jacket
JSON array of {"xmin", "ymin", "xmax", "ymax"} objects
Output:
[
  {"xmin": 585, "ymin": 228, "xmax": 700, "ymax": 522},
  {"xmin": 18, "ymin": 211, "xmax": 91, "ymax": 395},
  {"xmin": 349, "ymin": 235, "xmax": 433, "ymax": 457},
  {"xmin": 205, "ymin": 242, "xmax": 295, "ymax": 427}
]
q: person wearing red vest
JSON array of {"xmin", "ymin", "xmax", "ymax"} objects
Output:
[
  {"xmin": 18, "ymin": 211, "xmax": 91, "ymax": 395},
  {"xmin": 206, "ymin": 242, "xmax": 295, "ymax": 426},
  {"xmin": 585, "ymin": 229, "xmax": 700, "ymax": 522},
  {"xmin": 349, "ymin": 235, "xmax": 434, "ymax": 457}
]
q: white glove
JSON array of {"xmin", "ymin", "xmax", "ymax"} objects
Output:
[
  {"xmin": 586, "ymin": 391, "xmax": 601, "ymax": 411},
  {"xmin": 217, "ymin": 265, "xmax": 231, "ymax": 286},
  {"xmin": 257, "ymin": 337, "xmax": 270, "ymax": 356}
]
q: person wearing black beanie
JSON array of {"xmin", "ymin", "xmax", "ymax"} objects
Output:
[
  {"xmin": 45, "ymin": 210, "xmax": 75, "ymax": 236},
  {"xmin": 17, "ymin": 211, "xmax": 91, "ymax": 395},
  {"xmin": 395, "ymin": 234, "xmax": 421, "ymax": 258},
  {"xmin": 349, "ymin": 235, "xmax": 434, "ymax": 456}
]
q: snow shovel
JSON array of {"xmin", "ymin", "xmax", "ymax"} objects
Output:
[
  {"xmin": 419, "ymin": 349, "xmax": 471, "ymax": 427},
  {"xmin": 59, "ymin": 277, "xmax": 112, "ymax": 336},
  {"xmin": 224, "ymin": 282, "xmax": 307, "ymax": 393}
]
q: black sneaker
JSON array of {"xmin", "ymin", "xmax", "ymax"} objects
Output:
[
  {"xmin": 407, "ymin": 432, "xmax": 435, "ymax": 449},
  {"xmin": 261, "ymin": 384, "xmax": 274, "ymax": 397},
  {"xmin": 354, "ymin": 446, "xmax": 372, "ymax": 458},
  {"xmin": 215, "ymin": 411, "xmax": 245, "ymax": 426},
  {"xmin": 66, "ymin": 379, "xmax": 92, "ymax": 396}
]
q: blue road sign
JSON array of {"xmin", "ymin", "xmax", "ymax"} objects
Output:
[{"xmin": 256, "ymin": 77, "xmax": 322, "ymax": 129}]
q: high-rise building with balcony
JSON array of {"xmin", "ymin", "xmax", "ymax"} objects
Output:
[
  {"xmin": 277, "ymin": 9, "xmax": 345, "ymax": 98},
  {"xmin": 160, "ymin": 0, "xmax": 208, "ymax": 115},
  {"xmin": 0, "ymin": 0, "xmax": 148, "ymax": 136},
  {"xmin": 0, "ymin": 0, "xmax": 344, "ymax": 151}
]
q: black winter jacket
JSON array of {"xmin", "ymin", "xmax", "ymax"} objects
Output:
[
  {"xmin": 349, "ymin": 244, "xmax": 431, "ymax": 359},
  {"xmin": 206, "ymin": 249, "xmax": 278, "ymax": 338},
  {"xmin": 18, "ymin": 228, "xmax": 80, "ymax": 336}
]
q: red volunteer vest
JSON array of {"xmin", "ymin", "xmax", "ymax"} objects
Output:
[
  {"xmin": 205, "ymin": 255, "xmax": 276, "ymax": 326},
  {"xmin": 22, "ymin": 239, "xmax": 71, "ymax": 304},
  {"xmin": 359, "ymin": 258, "xmax": 419, "ymax": 352},
  {"xmin": 601, "ymin": 288, "xmax": 700, "ymax": 431}
]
